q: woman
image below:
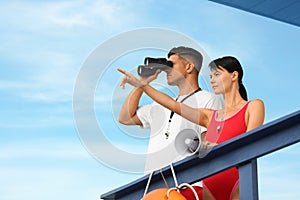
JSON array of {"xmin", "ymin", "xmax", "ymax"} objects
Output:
[{"xmin": 118, "ymin": 56, "xmax": 265, "ymax": 200}]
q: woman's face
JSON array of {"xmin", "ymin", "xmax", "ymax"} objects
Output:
[{"xmin": 210, "ymin": 66, "xmax": 232, "ymax": 94}]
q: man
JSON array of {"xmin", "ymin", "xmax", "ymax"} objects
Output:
[{"xmin": 118, "ymin": 47, "xmax": 222, "ymax": 198}]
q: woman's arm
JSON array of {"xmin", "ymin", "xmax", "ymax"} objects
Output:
[
  {"xmin": 118, "ymin": 68, "xmax": 212, "ymax": 128},
  {"xmin": 142, "ymin": 84, "xmax": 211, "ymax": 127}
]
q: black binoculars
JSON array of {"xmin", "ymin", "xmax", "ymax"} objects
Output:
[{"xmin": 137, "ymin": 57, "xmax": 173, "ymax": 76}]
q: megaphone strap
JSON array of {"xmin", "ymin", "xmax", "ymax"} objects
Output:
[
  {"xmin": 143, "ymin": 171, "xmax": 154, "ymax": 197},
  {"xmin": 160, "ymin": 169, "xmax": 169, "ymax": 188},
  {"xmin": 170, "ymin": 163, "xmax": 179, "ymax": 189},
  {"xmin": 143, "ymin": 167, "xmax": 171, "ymax": 197},
  {"xmin": 143, "ymin": 163, "xmax": 178, "ymax": 197}
]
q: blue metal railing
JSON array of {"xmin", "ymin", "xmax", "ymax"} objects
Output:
[{"xmin": 101, "ymin": 110, "xmax": 300, "ymax": 199}]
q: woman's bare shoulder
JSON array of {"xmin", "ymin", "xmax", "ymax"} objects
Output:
[{"xmin": 248, "ymin": 99, "xmax": 265, "ymax": 112}]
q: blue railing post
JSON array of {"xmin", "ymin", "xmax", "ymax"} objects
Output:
[{"xmin": 239, "ymin": 159, "xmax": 258, "ymax": 200}]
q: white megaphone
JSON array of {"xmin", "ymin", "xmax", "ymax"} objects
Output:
[{"xmin": 174, "ymin": 129, "xmax": 201, "ymax": 157}]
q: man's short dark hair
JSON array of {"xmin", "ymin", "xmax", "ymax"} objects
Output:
[{"xmin": 168, "ymin": 46, "xmax": 203, "ymax": 72}]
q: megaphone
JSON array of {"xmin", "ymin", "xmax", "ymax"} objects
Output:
[{"xmin": 174, "ymin": 129, "xmax": 201, "ymax": 157}]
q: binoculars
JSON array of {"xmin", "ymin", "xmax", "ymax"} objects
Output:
[{"xmin": 137, "ymin": 57, "xmax": 173, "ymax": 76}]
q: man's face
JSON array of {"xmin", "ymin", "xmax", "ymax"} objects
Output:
[{"xmin": 165, "ymin": 54, "xmax": 187, "ymax": 86}]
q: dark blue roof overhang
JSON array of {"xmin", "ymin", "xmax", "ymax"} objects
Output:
[{"xmin": 209, "ymin": 0, "xmax": 300, "ymax": 27}]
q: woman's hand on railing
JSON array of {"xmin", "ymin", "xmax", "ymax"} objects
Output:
[{"xmin": 200, "ymin": 141, "xmax": 218, "ymax": 150}]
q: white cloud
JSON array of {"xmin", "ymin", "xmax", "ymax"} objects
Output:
[
  {"xmin": 0, "ymin": 137, "xmax": 143, "ymax": 199},
  {"xmin": 0, "ymin": 0, "xmax": 134, "ymax": 31},
  {"xmin": 0, "ymin": 117, "xmax": 72, "ymax": 129},
  {"xmin": 0, "ymin": 139, "xmax": 87, "ymax": 159},
  {"xmin": 0, "ymin": 0, "xmax": 139, "ymax": 104},
  {"xmin": 0, "ymin": 79, "xmax": 73, "ymax": 104},
  {"xmin": 0, "ymin": 80, "xmax": 36, "ymax": 90},
  {"xmin": 0, "ymin": 166, "xmax": 102, "ymax": 200},
  {"xmin": 0, "ymin": 52, "xmax": 76, "ymax": 103}
]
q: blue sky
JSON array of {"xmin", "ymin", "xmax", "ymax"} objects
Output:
[{"xmin": 1, "ymin": 0, "xmax": 300, "ymax": 199}]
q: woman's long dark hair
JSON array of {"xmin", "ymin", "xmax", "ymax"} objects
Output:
[{"xmin": 209, "ymin": 56, "xmax": 248, "ymax": 101}]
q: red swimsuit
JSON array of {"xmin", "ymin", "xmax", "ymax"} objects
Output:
[{"xmin": 203, "ymin": 102, "xmax": 249, "ymax": 200}]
